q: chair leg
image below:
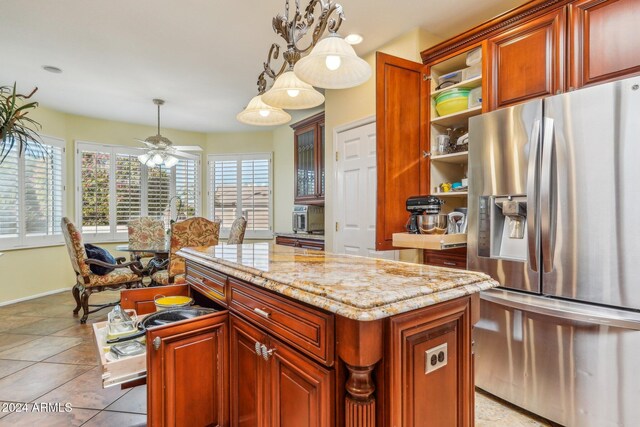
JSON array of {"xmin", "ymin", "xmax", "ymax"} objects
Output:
[
  {"xmin": 72, "ymin": 284, "xmax": 82, "ymax": 315},
  {"xmin": 80, "ymin": 288, "xmax": 92, "ymax": 324}
]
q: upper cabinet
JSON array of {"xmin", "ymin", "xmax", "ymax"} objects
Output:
[
  {"xmin": 487, "ymin": 8, "xmax": 566, "ymax": 109},
  {"xmin": 569, "ymin": 0, "xmax": 640, "ymax": 88},
  {"xmin": 375, "ymin": 52, "xmax": 430, "ymax": 250},
  {"xmin": 292, "ymin": 112, "xmax": 325, "ymax": 205}
]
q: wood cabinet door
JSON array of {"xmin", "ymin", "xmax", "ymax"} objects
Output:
[
  {"xmin": 268, "ymin": 335, "xmax": 334, "ymax": 427},
  {"xmin": 147, "ymin": 311, "xmax": 229, "ymax": 427},
  {"xmin": 293, "ymin": 112, "xmax": 325, "ymax": 205},
  {"xmin": 376, "ymin": 52, "xmax": 429, "ymax": 250},
  {"xmin": 488, "ymin": 8, "xmax": 566, "ymax": 109},
  {"xmin": 120, "ymin": 284, "xmax": 189, "ymax": 315},
  {"xmin": 230, "ymin": 314, "xmax": 269, "ymax": 427},
  {"xmin": 569, "ymin": 0, "xmax": 640, "ymax": 88}
]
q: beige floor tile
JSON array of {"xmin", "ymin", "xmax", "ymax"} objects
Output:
[
  {"xmin": 0, "ymin": 362, "xmax": 92, "ymax": 402},
  {"xmin": 0, "ymin": 336, "xmax": 83, "ymax": 362},
  {"xmin": 475, "ymin": 390, "xmax": 554, "ymax": 426},
  {"xmin": 0, "ymin": 406, "xmax": 97, "ymax": 426},
  {"xmin": 44, "ymin": 343, "xmax": 99, "ymax": 366},
  {"xmin": 0, "ymin": 334, "xmax": 41, "ymax": 353},
  {"xmin": 0, "ymin": 360, "xmax": 34, "ymax": 380},
  {"xmin": 106, "ymin": 384, "xmax": 146, "ymax": 414},
  {"xmin": 37, "ymin": 366, "xmax": 128, "ymax": 411},
  {"xmin": 0, "ymin": 316, "xmax": 44, "ymax": 333},
  {"xmin": 11, "ymin": 317, "xmax": 79, "ymax": 336},
  {"xmin": 51, "ymin": 324, "xmax": 97, "ymax": 340},
  {"xmin": 81, "ymin": 410, "xmax": 146, "ymax": 427}
]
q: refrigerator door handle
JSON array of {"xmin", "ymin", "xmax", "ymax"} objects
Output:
[
  {"xmin": 481, "ymin": 289, "xmax": 640, "ymax": 331},
  {"xmin": 526, "ymin": 119, "xmax": 541, "ymax": 273},
  {"xmin": 540, "ymin": 117, "xmax": 555, "ymax": 273}
]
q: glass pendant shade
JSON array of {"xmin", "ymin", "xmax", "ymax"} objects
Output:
[
  {"xmin": 294, "ymin": 33, "xmax": 372, "ymax": 89},
  {"xmin": 236, "ymin": 95, "xmax": 292, "ymax": 126},
  {"xmin": 138, "ymin": 153, "xmax": 151, "ymax": 164},
  {"xmin": 163, "ymin": 155, "xmax": 179, "ymax": 168},
  {"xmin": 261, "ymin": 71, "xmax": 325, "ymax": 110}
]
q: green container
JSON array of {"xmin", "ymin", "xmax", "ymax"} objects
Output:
[{"xmin": 435, "ymin": 88, "xmax": 471, "ymax": 104}]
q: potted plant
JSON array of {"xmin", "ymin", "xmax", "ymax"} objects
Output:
[{"xmin": 0, "ymin": 83, "xmax": 42, "ymax": 164}]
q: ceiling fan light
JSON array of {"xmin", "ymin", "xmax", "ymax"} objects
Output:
[
  {"xmin": 163, "ymin": 155, "xmax": 179, "ymax": 168},
  {"xmin": 138, "ymin": 153, "xmax": 151, "ymax": 164},
  {"xmin": 294, "ymin": 33, "xmax": 372, "ymax": 89},
  {"xmin": 236, "ymin": 95, "xmax": 292, "ymax": 126},
  {"xmin": 152, "ymin": 153, "xmax": 164, "ymax": 164},
  {"xmin": 261, "ymin": 71, "xmax": 325, "ymax": 110}
]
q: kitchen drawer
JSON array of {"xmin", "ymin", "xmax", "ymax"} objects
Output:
[
  {"xmin": 424, "ymin": 247, "xmax": 467, "ymax": 269},
  {"xmin": 275, "ymin": 235, "xmax": 325, "ymax": 251},
  {"xmin": 228, "ymin": 278, "xmax": 334, "ymax": 366},
  {"xmin": 92, "ymin": 319, "xmax": 147, "ymax": 388},
  {"xmin": 186, "ymin": 262, "xmax": 227, "ymax": 306}
]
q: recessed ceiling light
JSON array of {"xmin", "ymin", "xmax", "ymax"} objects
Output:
[
  {"xmin": 42, "ymin": 65, "xmax": 62, "ymax": 74},
  {"xmin": 344, "ymin": 34, "xmax": 363, "ymax": 45}
]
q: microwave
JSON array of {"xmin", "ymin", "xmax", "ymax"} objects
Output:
[{"xmin": 292, "ymin": 205, "xmax": 324, "ymax": 233}]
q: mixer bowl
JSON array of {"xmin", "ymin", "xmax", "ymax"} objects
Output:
[{"xmin": 417, "ymin": 214, "xmax": 448, "ymax": 234}]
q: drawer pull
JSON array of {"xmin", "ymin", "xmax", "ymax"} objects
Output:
[
  {"xmin": 153, "ymin": 337, "xmax": 161, "ymax": 351},
  {"xmin": 443, "ymin": 261, "xmax": 456, "ymax": 266},
  {"xmin": 253, "ymin": 308, "xmax": 271, "ymax": 319},
  {"xmin": 255, "ymin": 341, "xmax": 262, "ymax": 357},
  {"xmin": 260, "ymin": 344, "xmax": 275, "ymax": 361}
]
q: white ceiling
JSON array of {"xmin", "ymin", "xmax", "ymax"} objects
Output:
[{"xmin": 0, "ymin": 0, "xmax": 527, "ymax": 133}]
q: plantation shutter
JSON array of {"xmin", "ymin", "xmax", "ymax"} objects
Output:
[
  {"xmin": 209, "ymin": 153, "xmax": 272, "ymax": 239},
  {"xmin": 0, "ymin": 148, "xmax": 20, "ymax": 242},
  {"xmin": 241, "ymin": 158, "xmax": 270, "ymax": 233},
  {"xmin": 147, "ymin": 164, "xmax": 172, "ymax": 227},
  {"xmin": 175, "ymin": 158, "xmax": 200, "ymax": 218},
  {"xmin": 79, "ymin": 148, "xmax": 111, "ymax": 235},
  {"xmin": 24, "ymin": 144, "xmax": 64, "ymax": 237},
  {"xmin": 115, "ymin": 153, "xmax": 142, "ymax": 233}
]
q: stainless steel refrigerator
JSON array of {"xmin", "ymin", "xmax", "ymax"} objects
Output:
[{"xmin": 468, "ymin": 76, "xmax": 640, "ymax": 427}]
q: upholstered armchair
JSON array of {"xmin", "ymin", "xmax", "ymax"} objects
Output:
[
  {"xmin": 127, "ymin": 217, "xmax": 167, "ymax": 260},
  {"xmin": 227, "ymin": 216, "xmax": 248, "ymax": 244},
  {"xmin": 151, "ymin": 217, "xmax": 220, "ymax": 286},
  {"xmin": 61, "ymin": 217, "xmax": 143, "ymax": 324}
]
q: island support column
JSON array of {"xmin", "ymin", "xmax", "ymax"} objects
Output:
[{"xmin": 336, "ymin": 317, "xmax": 383, "ymax": 427}]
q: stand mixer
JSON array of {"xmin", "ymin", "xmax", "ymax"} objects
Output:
[{"xmin": 405, "ymin": 195, "xmax": 445, "ymax": 234}]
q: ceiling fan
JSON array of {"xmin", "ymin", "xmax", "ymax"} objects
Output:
[{"xmin": 136, "ymin": 98, "xmax": 202, "ymax": 168}]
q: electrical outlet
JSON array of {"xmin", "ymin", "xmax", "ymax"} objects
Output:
[{"xmin": 425, "ymin": 343, "xmax": 448, "ymax": 374}]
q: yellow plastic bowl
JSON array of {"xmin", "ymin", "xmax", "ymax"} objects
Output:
[
  {"xmin": 435, "ymin": 97, "xmax": 469, "ymax": 117},
  {"xmin": 154, "ymin": 296, "xmax": 193, "ymax": 311}
]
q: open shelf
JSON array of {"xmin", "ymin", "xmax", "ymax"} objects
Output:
[
  {"xmin": 433, "ymin": 191, "xmax": 468, "ymax": 197},
  {"xmin": 431, "ymin": 151, "xmax": 468, "ymax": 163},
  {"xmin": 431, "ymin": 106, "xmax": 482, "ymax": 127},
  {"xmin": 393, "ymin": 233, "xmax": 467, "ymax": 250},
  {"xmin": 431, "ymin": 76, "xmax": 482, "ymax": 98}
]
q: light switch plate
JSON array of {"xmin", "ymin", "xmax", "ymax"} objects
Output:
[{"xmin": 425, "ymin": 343, "xmax": 448, "ymax": 374}]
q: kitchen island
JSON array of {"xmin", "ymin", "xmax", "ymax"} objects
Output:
[{"xmin": 115, "ymin": 243, "xmax": 497, "ymax": 426}]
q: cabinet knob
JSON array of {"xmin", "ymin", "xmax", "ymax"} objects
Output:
[
  {"xmin": 153, "ymin": 337, "xmax": 161, "ymax": 351},
  {"xmin": 255, "ymin": 341, "xmax": 262, "ymax": 357},
  {"xmin": 260, "ymin": 344, "xmax": 275, "ymax": 361},
  {"xmin": 423, "ymin": 151, "xmax": 430, "ymax": 158}
]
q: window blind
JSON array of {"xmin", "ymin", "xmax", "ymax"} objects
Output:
[
  {"xmin": 208, "ymin": 153, "xmax": 272, "ymax": 239},
  {"xmin": 80, "ymin": 150, "xmax": 111, "ymax": 235},
  {"xmin": 175, "ymin": 158, "xmax": 199, "ymax": 219},
  {"xmin": 0, "ymin": 148, "xmax": 20, "ymax": 240},
  {"xmin": 147, "ymin": 164, "xmax": 172, "ymax": 227},
  {"xmin": 115, "ymin": 153, "xmax": 142, "ymax": 233}
]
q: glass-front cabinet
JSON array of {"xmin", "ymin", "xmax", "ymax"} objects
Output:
[{"xmin": 292, "ymin": 112, "xmax": 325, "ymax": 204}]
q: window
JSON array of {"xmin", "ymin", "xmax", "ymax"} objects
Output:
[
  {"xmin": 0, "ymin": 136, "xmax": 66, "ymax": 250},
  {"xmin": 76, "ymin": 141, "xmax": 200, "ymax": 241},
  {"xmin": 208, "ymin": 153, "xmax": 272, "ymax": 239}
]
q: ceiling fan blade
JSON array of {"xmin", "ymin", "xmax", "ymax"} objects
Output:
[
  {"xmin": 172, "ymin": 145, "xmax": 203, "ymax": 152},
  {"xmin": 135, "ymin": 138, "xmax": 157, "ymax": 148},
  {"xmin": 172, "ymin": 151, "xmax": 200, "ymax": 160}
]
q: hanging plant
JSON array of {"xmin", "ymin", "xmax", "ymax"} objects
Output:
[{"xmin": 0, "ymin": 83, "xmax": 43, "ymax": 164}]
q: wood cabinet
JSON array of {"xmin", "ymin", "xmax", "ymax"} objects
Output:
[
  {"xmin": 292, "ymin": 112, "xmax": 325, "ymax": 205},
  {"xmin": 487, "ymin": 7, "xmax": 566, "ymax": 109},
  {"xmin": 375, "ymin": 52, "xmax": 430, "ymax": 250},
  {"xmin": 231, "ymin": 315, "xmax": 334, "ymax": 427},
  {"xmin": 424, "ymin": 247, "xmax": 468, "ymax": 270},
  {"xmin": 275, "ymin": 235, "xmax": 325, "ymax": 251},
  {"xmin": 569, "ymin": 0, "xmax": 640, "ymax": 88}
]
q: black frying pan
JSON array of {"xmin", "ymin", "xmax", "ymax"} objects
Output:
[{"xmin": 106, "ymin": 307, "xmax": 219, "ymax": 344}]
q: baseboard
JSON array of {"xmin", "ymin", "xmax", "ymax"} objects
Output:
[{"xmin": 0, "ymin": 287, "xmax": 72, "ymax": 307}]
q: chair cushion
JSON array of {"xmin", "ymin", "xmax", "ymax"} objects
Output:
[
  {"xmin": 84, "ymin": 244, "xmax": 116, "ymax": 275},
  {"xmin": 86, "ymin": 268, "xmax": 140, "ymax": 287},
  {"xmin": 151, "ymin": 270, "xmax": 186, "ymax": 286}
]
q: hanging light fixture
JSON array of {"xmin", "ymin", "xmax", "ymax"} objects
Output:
[
  {"xmin": 236, "ymin": 94, "xmax": 291, "ymax": 126},
  {"xmin": 237, "ymin": 0, "xmax": 370, "ymax": 124}
]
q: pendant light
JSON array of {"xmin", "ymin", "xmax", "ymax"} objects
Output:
[
  {"xmin": 236, "ymin": 94, "xmax": 292, "ymax": 126},
  {"xmin": 261, "ymin": 70, "xmax": 325, "ymax": 110},
  {"xmin": 294, "ymin": 33, "xmax": 371, "ymax": 89}
]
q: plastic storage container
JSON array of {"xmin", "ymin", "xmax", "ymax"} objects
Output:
[
  {"xmin": 437, "ymin": 69, "xmax": 464, "ymax": 87},
  {"xmin": 462, "ymin": 62, "xmax": 482, "ymax": 81},
  {"xmin": 466, "ymin": 47, "xmax": 482, "ymax": 66},
  {"xmin": 468, "ymin": 86, "xmax": 482, "ymax": 108},
  {"xmin": 435, "ymin": 88, "xmax": 471, "ymax": 116}
]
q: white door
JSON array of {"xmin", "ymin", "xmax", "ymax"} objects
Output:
[{"xmin": 334, "ymin": 120, "xmax": 396, "ymax": 260}]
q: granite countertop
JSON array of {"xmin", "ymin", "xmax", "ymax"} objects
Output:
[
  {"xmin": 275, "ymin": 232, "xmax": 325, "ymax": 241},
  {"xmin": 178, "ymin": 243, "xmax": 498, "ymax": 321}
]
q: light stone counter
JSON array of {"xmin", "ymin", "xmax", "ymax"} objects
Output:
[
  {"xmin": 274, "ymin": 232, "xmax": 325, "ymax": 241},
  {"xmin": 178, "ymin": 242, "xmax": 498, "ymax": 321}
]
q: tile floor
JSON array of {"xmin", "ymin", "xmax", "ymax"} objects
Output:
[{"xmin": 0, "ymin": 290, "xmax": 557, "ymax": 426}]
